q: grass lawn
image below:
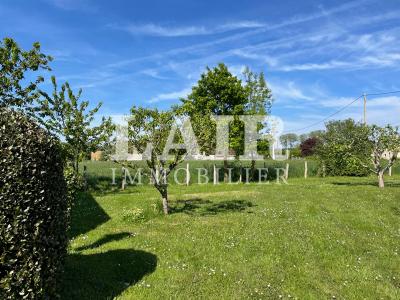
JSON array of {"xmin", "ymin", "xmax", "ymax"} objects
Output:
[{"xmin": 61, "ymin": 175, "xmax": 400, "ymax": 299}]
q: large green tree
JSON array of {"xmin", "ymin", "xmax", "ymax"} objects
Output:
[
  {"xmin": 242, "ymin": 66, "xmax": 273, "ymax": 178},
  {"xmin": 179, "ymin": 63, "xmax": 248, "ymax": 181},
  {"xmin": 37, "ymin": 76, "xmax": 114, "ymax": 173},
  {"xmin": 0, "ymin": 37, "xmax": 52, "ymax": 108},
  {"xmin": 180, "ymin": 63, "xmax": 248, "ymax": 151}
]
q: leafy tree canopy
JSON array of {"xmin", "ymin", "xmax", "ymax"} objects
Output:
[
  {"xmin": 0, "ymin": 37, "xmax": 52, "ymax": 108},
  {"xmin": 37, "ymin": 76, "xmax": 114, "ymax": 172}
]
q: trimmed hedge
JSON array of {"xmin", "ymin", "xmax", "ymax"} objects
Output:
[{"xmin": 0, "ymin": 108, "xmax": 69, "ymax": 299}]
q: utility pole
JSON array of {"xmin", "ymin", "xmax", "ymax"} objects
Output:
[{"xmin": 363, "ymin": 93, "xmax": 367, "ymax": 125}]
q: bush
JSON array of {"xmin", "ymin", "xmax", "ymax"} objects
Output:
[
  {"xmin": 316, "ymin": 119, "xmax": 370, "ymax": 177},
  {"xmin": 0, "ymin": 108, "xmax": 69, "ymax": 299},
  {"xmin": 300, "ymin": 137, "xmax": 318, "ymax": 157},
  {"xmin": 64, "ymin": 165, "xmax": 85, "ymax": 202}
]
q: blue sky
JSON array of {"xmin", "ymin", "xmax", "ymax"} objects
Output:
[{"xmin": 1, "ymin": 0, "xmax": 400, "ymax": 132}]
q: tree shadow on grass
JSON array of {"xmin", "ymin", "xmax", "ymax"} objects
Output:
[
  {"xmin": 169, "ymin": 198, "xmax": 255, "ymax": 215},
  {"xmin": 330, "ymin": 180, "xmax": 400, "ymax": 188},
  {"xmin": 75, "ymin": 232, "xmax": 132, "ymax": 251},
  {"xmin": 61, "ymin": 249, "xmax": 157, "ymax": 300},
  {"xmin": 69, "ymin": 192, "xmax": 110, "ymax": 239}
]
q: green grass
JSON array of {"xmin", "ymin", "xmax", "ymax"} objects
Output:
[
  {"xmin": 61, "ymin": 173, "xmax": 400, "ymax": 299},
  {"xmin": 80, "ymin": 159, "xmax": 320, "ymax": 194}
]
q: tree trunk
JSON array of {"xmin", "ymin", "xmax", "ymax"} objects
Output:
[
  {"xmin": 161, "ymin": 188, "xmax": 169, "ymax": 214},
  {"xmin": 250, "ymin": 159, "xmax": 256, "ymax": 182},
  {"xmin": 73, "ymin": 156, "xmax": 79, "ymax": 175},
  {"xmin": 378, "ymin": 171, "xmax": 385, "ymax": 188},
  {"xmin": 224, "ymin": 160, "xmax": 228, "ymax": 183}
]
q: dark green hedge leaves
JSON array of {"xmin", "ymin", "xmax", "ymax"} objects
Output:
[{"xmin": 0, "ymin": 108, "xmax": 69, "ymax": 299}]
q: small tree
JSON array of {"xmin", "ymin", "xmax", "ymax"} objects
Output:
[
  {"xmin": 364, "ymin": 125, "xmax": 400, "ymax": 188},
  {"xmin": 317, "ymin": 119, "xmax": 370, "ymax": 177},
  {"xmin": 37, "ymin": 76, "xmax": 114, "ymax": 173},
  {"xmin": 128, "ymin": 107, "xmax": 186, "ymax": 214},
  {"xmin": 280, "ymin": 133, "xmax": 298, "ymax": 150},
  {"xmin": 300, "ymin": 137, "xmax": 319, "ymax": 157},
  {"xmin": 0, "ymin": 37, "xmax": 52, "ymax": 108}
]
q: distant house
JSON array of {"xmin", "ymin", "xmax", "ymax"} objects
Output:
[{"xmin": 91, "ymin": 151, "xmax": 103, "ymax": 161}]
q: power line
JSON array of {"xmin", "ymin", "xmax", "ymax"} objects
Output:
[
  {"xmin": 283, "ymin": 90, "xmax": 400, "ymax": 134},
  {"xmin": 284, "ymin": 95, "xmax": 363, "ymax": 133},
  {"xmin": 366, "ymin": 90, "xmax": 400, "ymax": 97}
]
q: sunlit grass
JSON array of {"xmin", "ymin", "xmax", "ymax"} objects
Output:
[{"xmin": 61, "ymin": 175, "xmax": 400, "ymax": 299}]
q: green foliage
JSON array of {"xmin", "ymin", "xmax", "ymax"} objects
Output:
[
  {"xmin": 179, "ymin": 63, "xmax": 248, "ymax": 155},
  {"xmin": 37, "ymin": 76, "xmax": 115, "ymax": 173},
  {"xmin": 122, "ymin": 207, "xmax": 146, "ymax": 223},
  {"xmin": 289, "ymin": 147, "xmax": 302, "ymax": 158},
  {"xmin": 364, "ymin": 124, "xmax": 400, "ymax": 187},
  {"xmin": 64, "ymin": 165, "xmax": 85, "ymax": 202},
  {"xmin": 242, "ymin": 66, "xmax": 273, "ymax": 115},
  {"xmin": 280, "ymin": 133, "xmax": 298, "ymax": 149},
  {"xmin": 128, "ymin": 106, "xmax": 184, "ymax": 214},
  {"xmin": 0, "ymin": 37, "xmax": 52, "ymax": 108},
  {"xmin": 0, "ymin": 108, "xmax": 69, "ymax": 299},
  {"xmin": 121, "ymin": 204, "xmax": 161, "ymax": 223},
  {"xmin": 182, "ymin": 63, "xmax": 247, "ymax": 116},
  {"xmin": 299, "ymin": 130, "xmax": 324, "ymax": 143},
  {"xmin": 317, "ymin": 119, "xmax": 370, "ymax": 176},
  {"xmin": 178, "ymin": 64, "xmax": 273, "ymax": 158}
]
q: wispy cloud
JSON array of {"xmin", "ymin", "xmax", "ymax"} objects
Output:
[
  {"xmin": 232, "ymin": 49, "xmax": 279, "ymax": 67},
  {"xmin": 278, "ymin": 60, "xmax": 350, "ymax": 72},
  {"xmin": 217, "ymin": 21, "xmax": 266, "ymax": 31},
  {"xmin": 269, "ymin": 81, "xmax": 314, "ymax": 102},
  {"xmin": 110, "ymin": 21, "xmax": 265, "ymax": 37},
  {"xmin": 117, "ymin": 24, "xmax": 208, "ymax": 37},
  {"xmin": 43, "ymin": 0, "xmax": 97, "ymax": 12},
  {"xmin": 148, "ymin": 87, "xmax": 192, "ymax": 103},
  {"xmin": 140, "ymin": 69, "xmax": 169, "ymax": 80}
]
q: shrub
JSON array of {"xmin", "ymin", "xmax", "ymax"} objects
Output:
[
  {"xmin": 289, "ymin": 147, "xmax": 302, "ymax": 158},
  {"xmin": 64, "ymin": 165, "xmax": 85, "ymax": 202},
  {"xmin": 300, "ymin": 137, "xmax": 319, "ymax": 157},
  {"xmin": 0, "ymin": 108, "xmax": 69, "ymax": 299},
  {"xmin": 316, "ymin": 119, "xmax": 370, "ymax": 177},
  {"xmin": 122, "ymin": 208, "xmax": 146, "ymax": 223}
]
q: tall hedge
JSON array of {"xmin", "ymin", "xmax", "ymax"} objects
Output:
[{"xmin": 0, "ymin": 108, "xmax": 69, "ymax": 299}]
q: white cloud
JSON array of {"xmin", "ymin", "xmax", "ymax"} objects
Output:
[
  {"xmin": 218, "ymin": 21, "xmax": 265, "ymax": 31},
  {"xmin": 269, "ymin": 81, "xmax": 314, "ymax": 101},
  {"xmin": 148, "ymin": 87, "xmax": 192, "ymax": 103},
  {"xmin": 44, "ymin": 0, "xmax": 96, "ymax": 12},
  {"xmin": 278, "ymin": 60, "xmax": 350, "ymax": 72},
  {"xmin": 121, "ymin": 24, "xmax": 208, "ymax": 37},
  {"xmin": 228, "ymin": 65, "xmax": 247, "ymax": 78},
  {"xmin": 360, "ymin": 53, "xmax": 400, "ymax": 67},
  {"xmin": 232, "ymin": 49, "xmax": 279, "ymax": 67},
  {"xmin": 111, "ymin": 21, "xmax": 265, "ymax": 37},
  {"xmin": 140, "ymin": 69, "xmax": 169, "ymax": 80}
]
